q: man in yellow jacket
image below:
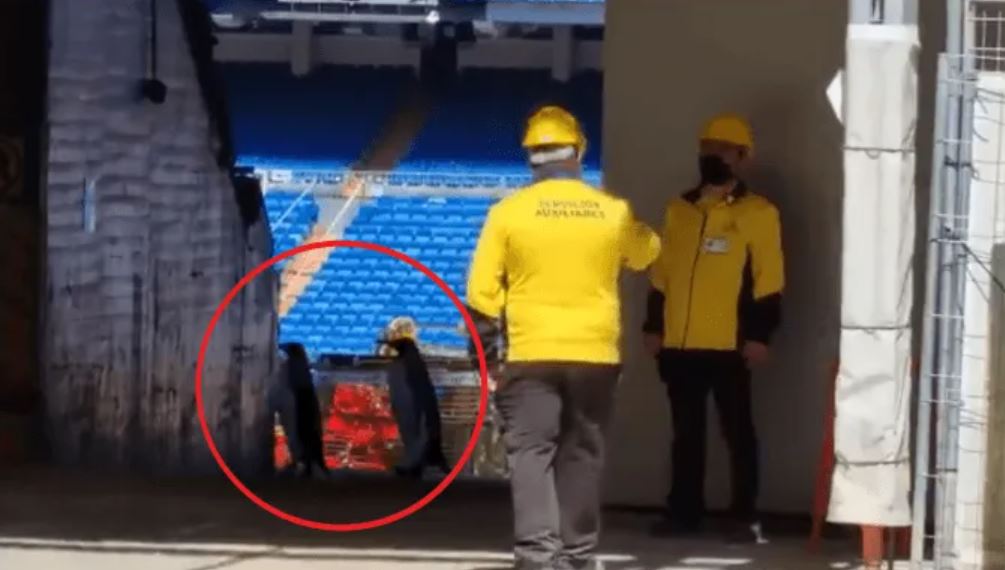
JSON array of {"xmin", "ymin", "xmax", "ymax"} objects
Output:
[
  {"xmin": 467, "ymin": 105, "xmax": 660, "ymax": 570},
  {"xmin": 643, "ymin": 115, "xmax": 784, "ymax": 543}
]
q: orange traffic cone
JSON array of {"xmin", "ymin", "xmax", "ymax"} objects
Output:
[{"xmin": 808, "ymin": 361, "xmax": 838, "ymax": 554}]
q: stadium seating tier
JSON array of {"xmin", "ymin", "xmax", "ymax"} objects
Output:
[
  {"xmin": 223, "ymin": 63, "xmax": 415, "ymax": 171},
  {"xmin": 398, "ymin": 69, "xmax": 603, "ymax": 185},
  {"xmin": 225, "ymin": 64, "xmax": 603, "ymax": 356},
  {"xmin": 279, "ymin": 196, "xmax": 497, "ymax": 357}
]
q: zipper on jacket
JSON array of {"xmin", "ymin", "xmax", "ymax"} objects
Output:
[{"xmin": 680, "ymin": 212, "xmax": 708, "ymax": 349}]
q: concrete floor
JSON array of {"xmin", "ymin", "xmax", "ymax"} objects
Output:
[{"xmin": 0, "ymin": 466, "xmax": 906, "ymax": 569}]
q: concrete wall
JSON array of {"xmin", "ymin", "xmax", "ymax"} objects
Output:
[
  {"xmin": 985, "ymin": 244, "xmax": 1005, "ymax": 567},
  {"xmin": 603, "ymin": 0, "xmax": 943, "ymax": 512},
  {"xmin": 44, "ymin": 0, "xmax": 276, "ymax": 475}
]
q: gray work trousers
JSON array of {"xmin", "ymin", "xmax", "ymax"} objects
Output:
[{"xmin": 496, "ymin": 362, "xmax": 620, "ymax": 570}]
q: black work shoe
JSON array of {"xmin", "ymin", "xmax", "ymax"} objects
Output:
[
  {"xmin": 724, "ymin": 520, "xmax": 769, "ymax": 545},
  {"xmin": 425, "ymin": 448, "xmax": 451, "ymax": 474},
  {"xmin": 310, "ymin": 463, "xmax": 331, "ymax": 481},
  {"xmin": 649, "ymin": 517, "xmax": 702, "ymax": 537}
]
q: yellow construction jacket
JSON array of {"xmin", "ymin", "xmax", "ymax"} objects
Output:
[
  {"xmin": 466, "ymin": 171, "xmax": 661, "ymax": 364},
  {"xmin": 645, "ymin": 183, "xmax": 784, "ymax": 351}
]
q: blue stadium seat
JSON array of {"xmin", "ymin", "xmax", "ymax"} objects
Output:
[
  {"xmin": 389, "ymin": 69, "xmax": 601, "ymax": 188},
  {"xmin": 264, "ymin": 190, "xmax": 320, "ymax": 262}
]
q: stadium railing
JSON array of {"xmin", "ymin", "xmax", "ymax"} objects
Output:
[
  {"xmin": 271, "ymin": 185, "xmax": 318, "ymax": 229},
  {"xmin": 255, "ymin": 167, "xmax": 604, "ymax": 198}
]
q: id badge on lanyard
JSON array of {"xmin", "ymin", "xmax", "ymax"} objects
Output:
[{"xmin": 702, "ymin": 237, "xmax": 730, "ymax": 255}]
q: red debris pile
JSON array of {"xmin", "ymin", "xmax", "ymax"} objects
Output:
[
  {"xmin": 271, "ymin": 383, "xmax": 401, "ymax": 473},
  {"xmin": 323, "ymin": 383, "xmax": 400, "ymax": 471}
]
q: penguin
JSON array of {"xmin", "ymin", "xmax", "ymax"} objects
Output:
[{"xmin": 377, "ymin": 317, "xmax": 450, "ymax": 479}]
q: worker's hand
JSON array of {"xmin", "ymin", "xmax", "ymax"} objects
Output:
[
  {"xmin": 643, "ymin": 333, "xmax": 662, "ymax": 357},
  {"xmin": 742, "ymin": 341, "xmax": 770, "ymax": 367}
]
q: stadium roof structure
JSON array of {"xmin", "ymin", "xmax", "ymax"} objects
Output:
[{"xmin": 205, "ymin": 0, "xmax": 604, "ymax": 27}]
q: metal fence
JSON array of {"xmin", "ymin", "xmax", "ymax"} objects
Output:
[
  {"xmin": 973, "ymin": 1, "xmax": 1005, "ymax": 72},
  {"xmin": 913, "ymin": 5, "xmax": 1005, "ymax": 564}
]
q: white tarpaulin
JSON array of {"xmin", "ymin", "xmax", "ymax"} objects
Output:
[{"xmin": 827, "ymin": 24, "xmax": 918, "ymax": 526}]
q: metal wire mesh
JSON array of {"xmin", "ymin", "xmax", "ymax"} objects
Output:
[{"xmin": 914, "ymin": 29, "xmax": 1005, "ymax": 566}]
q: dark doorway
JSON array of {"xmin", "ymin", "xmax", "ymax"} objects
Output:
[{"xmin": 0, "ymin": 0, "xmax": 49, "ymax": 462}]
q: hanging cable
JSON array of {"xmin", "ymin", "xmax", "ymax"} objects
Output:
[
  {"xmin": 935, "ymin": 228, "xmax": 1005, "ymax": 296},
  {"xmin": 961, "ymin": 243, "xmax": 1005, "ymax": 295}
]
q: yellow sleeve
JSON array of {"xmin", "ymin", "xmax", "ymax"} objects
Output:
[
  {"xmin": 749, "ymin": 203, "xmax": 785, "ymax": 298},
  {"xmin": 465, "ymin": 204, "xmax": 507, "ymax": 319},
  {"xmin": 620, "ymin": 202, "xmax": 661, "ymax": 271},
  {"xmin": 647, "ymin": 205, "xmax": 672, "ymax": 292}
]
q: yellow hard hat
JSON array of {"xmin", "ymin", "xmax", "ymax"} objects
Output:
[
  {"xmin": 701, "ymin": 114, "xmax": 754, "ymax": 149},
  {"xmin": 383, "ymin": 316, "xmax": 418, "ymax": 343},
  {"xmin": 522, "ymin": 105, "xmax": 587, "ymax": 159}
]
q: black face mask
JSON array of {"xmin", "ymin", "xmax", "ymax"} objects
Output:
[{"xmin": 698, "ymin": 154, "xmax": 735, "ymax": 186}]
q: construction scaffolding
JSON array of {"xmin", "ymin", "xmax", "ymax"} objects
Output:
[{"xmin": 912, "ymin": 1, "xmax": 1005, "ymax": 568}]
